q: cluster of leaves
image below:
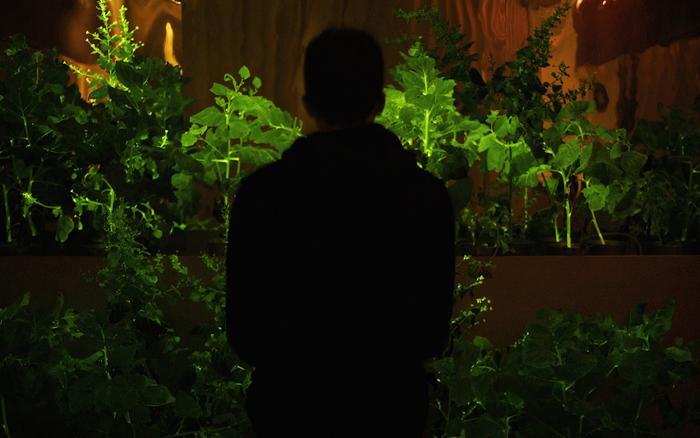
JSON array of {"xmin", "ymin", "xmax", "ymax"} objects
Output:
[
  {"xmin": 181, "ymin": 66, "xmax": 302, "ymax": 223},
  {"xmin": 511, "ymin": 100, "xmax": 646, "ymax": 248},
  {"xmin": 377, "ymin": 41, "xmax": 482, "ymax": 179},
  {"xmin": 1, "ymin": 0, "xmax": 300, "ymax": 253},
  {"xmin": 0, "ymin": 205, "xmax": 252, "ymax": 437},
  {"xmin": 394, "ymin": 7, "xmax": 483, "ymax": 115},
  {"xmin": 69, "ymin": 0, "xmax": 195, "ymax": 242},
  {"xmin": 0, "ymin": 35, "xmax": 91, "ymax": 246},
  {"xmin": 429, "ymin": 302, "xmax": 699, "ymax": 437},
  {"xmin": 632, "ymin": 102, "xmax": 700, "ymax": 244}
]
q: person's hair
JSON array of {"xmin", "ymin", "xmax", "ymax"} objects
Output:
[{"xmin": 303, "ymin": 27, "xmax": 384, "ymax": 126}]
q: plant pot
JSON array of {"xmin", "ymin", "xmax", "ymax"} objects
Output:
[
  {"xmin": 581, "ymin": 234, "xmax": 642, "ymax": 255},
  {"xmin": 543, "ymin": 240, "xmax": 582, "ymax": 256},
  {"xmin": 506, "ymin": 239, "xmax": 537, "ymax": 255},
  {"xmin": 582, "ymin": 239, "xmax": 634, "ymax": 255},
  {"xmin": 641, "ymin": 241, "xmax": 700, "ymax": 255},
  {"xmin": 455, "ymin": 240, "xmax": 499, "ymax": 257}
]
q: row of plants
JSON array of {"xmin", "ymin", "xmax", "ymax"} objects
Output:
[
  {"xmin": 0, "ymin": 0, "xmax": 301, "ymax": 256},
  {"xmin": 2, "ymin": 2, "xmax": 699, "ymax": 256},
  {"xmin": 0, "ymin": 2, "xmax": 698, "ymax": 436},
  {"xmin": 387, "ymin": 2, "xmax": 700, "ymax": 255},
  {"xmin": 3, "ymin": 211, "xmax": 697, "ymax": 437}
]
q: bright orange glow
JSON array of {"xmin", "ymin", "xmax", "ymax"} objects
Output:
[
  {"xmin": 164, "ymin": 21, "xmax": 179, "ymax": 66},
  {"xmin": 576, "ymin": 0, "xmax": 584, "ymax": 8}
]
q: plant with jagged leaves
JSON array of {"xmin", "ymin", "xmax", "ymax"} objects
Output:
[
  {"xmin": 0, "ymin": 35, "xmax": 90, "ymax": 245},
  {"xmin": 181, "ymin": 66, "xmax": 302, "ymax": 225}
]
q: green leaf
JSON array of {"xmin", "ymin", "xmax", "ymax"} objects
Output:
[
  {"xmin": 190, "ymin": 106, "xmax": 225, "ymax": 127},
  {"xmin": 486, "ymin": 141, "xmax": 506, "ymax": 172},
  {"xmin": 253, "ymin": 76, "xmax": 262, "ymax": 89},
  {"xmin": 171, "ymin": 172, "xmax": 192, "ymax": 190},
  {"xmin": 478, "ymin": 133, "xmax": 499, "ymax": 153},
  {"xmin": 576, "ymin": 142, "xmax": 593, "ymax": 172},
  {"xmin": 666, "ymin": 346, "xmax": 692, "ymax": 363},
  {"xmin": 140, "ymin": 379, "xmax": 175, "ymax": 407},
  {"xmin": 56, "ymin": 214, "xmax": 75, "ymax": 243},
  {"xmin": 210, "ymin": 82, "xmax": 229, "ymax": 96},
  {"xmin": 582, "ymin": 183, "xmax": 609, "ymax": 211},
  {"xmin": 552, "ymin": 138, "xmax": 580, "ymax": 170},
  {"xmin": 181, "ymin": 131, "xmax": 198, "ymax": 147},
  {"xmin": 114, "ymin": 61, "xmax": 142, "ymax": 90},
  {"xmin": 620, "ymin": 151, "xmax": 647, "ymax": 177},
  {"xmin": 473, "ymin": 336, "xmax": 492, "ymax": 351},
  {"xmin": 238, "ymin": 65, "xmax": 251, "ymax": 80}
]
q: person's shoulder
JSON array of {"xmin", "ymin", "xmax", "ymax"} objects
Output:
[{"xmin": 240, "ymin": 137, "xmax": 308, "ymax": 190}]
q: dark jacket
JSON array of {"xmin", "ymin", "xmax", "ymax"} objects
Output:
[{"xmin": 226, "ymin": 123, "xmax": 454, "ymax": 435}]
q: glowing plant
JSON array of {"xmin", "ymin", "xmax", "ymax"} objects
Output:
[
  {"xmin": 0, "ymin": 35, "xmax": 89, "ymax": 244},
  {"xmin": 377, "ymin": 41, "xmax": 485, "ymax": 180},
  {"xmin": 181, "ymin": 66, "xmax": 302, "ymax": 223}
]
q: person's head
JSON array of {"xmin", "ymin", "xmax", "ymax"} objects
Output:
[{"xmin": 303, "ymin": 27, "xmax": 385, "ymax": 130}]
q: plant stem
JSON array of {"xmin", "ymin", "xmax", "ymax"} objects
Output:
[
  {"xmin": 100, "ymin": 327, "xmax": 112, "ymax": 381},
  {"xmin": 565, "ymin": 199, "xmax": 572, "ymax": 249},
  {"xmin": 553, "ymin": 212, "xmax": 560, "ymax": 243},
  {"xmin": 589, "ymin": 208, "xmax": 605, "ymax": 245},
  {"xmin": 508, "ymin": 148, "xmax": 513, "ymax": 237},
  {"xmin": 2, "ymin": 185, "xmax": 11, "ymax": 243},
  {"xmin": 681, "ymin": 162, "xmax": 694, "ymax": 243},
  {"xmin": 523, "ymin": 188, "xmax": 529, "ymax": 234},
  {"xmin": 0, "ymin": 393, "xmax": 10, "ymax": 438},
  {"xmin": 25, "ymin": 180, "xmax": 37, "ymax": 237},
  {"xmin": 423, "ymin": 109, "xmax": 431, "ymax": 157}
]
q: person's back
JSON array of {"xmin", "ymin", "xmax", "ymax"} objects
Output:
[{"xmin": 226, "ymin": 28, "xmax": 455, "ymax": 437}]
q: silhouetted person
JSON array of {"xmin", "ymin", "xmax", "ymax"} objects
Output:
[{"xmin": 226, "ymin": 28, "xmax": 455, "ymax": 437}]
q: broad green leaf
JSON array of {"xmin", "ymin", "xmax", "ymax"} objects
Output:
[
  {"xmin": 114, "ymin": 61, "xmax": 142, "ymax": 89},
  {"xmin": 576, "ymin": 142, "xmax": 593, "ymax": 173},
  {"xmin": 478, "ymin": 133, "xmax": 499, "ymax": 153},
  {"xmin": 582, "ymin": 183, "xmax": 609, "ymax": 211},
  {"xmin": 190, "ymin": 106, "xmax": 225, "ymax": 127},
  {"xmin": 141, "ymin": 379, "xmax": 176, "ymax": 407},
  {"xmin": 620, "ymin": 151, "xmax": 647, "ymax": 176},
  {"xmin": 253, "ymin": 76, "xmax": 262, "ymax": 89},
  {"xmin": 486, "ymin": 141, "xmax": 506, "ymax": 172},
  {"xmin": 181, "ymin": 131, "xmax": 198, "ymax": 147},
  {"xmin": 552, "ymin": 138, "xmax": 580, "ymax": 170}
]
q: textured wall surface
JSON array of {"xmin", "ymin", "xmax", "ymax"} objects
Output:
[
  {"xmin": 1, "ymin": 1, "xmax": 698, "ymax": 131},
  {"xmin": 182, "ymin": 0, "xmax": 700, "ymax": 134}
]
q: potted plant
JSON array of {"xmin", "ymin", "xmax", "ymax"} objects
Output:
[{"xmin": 631, "ymin": 101, "xmax": 700, "ymax": 254}]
